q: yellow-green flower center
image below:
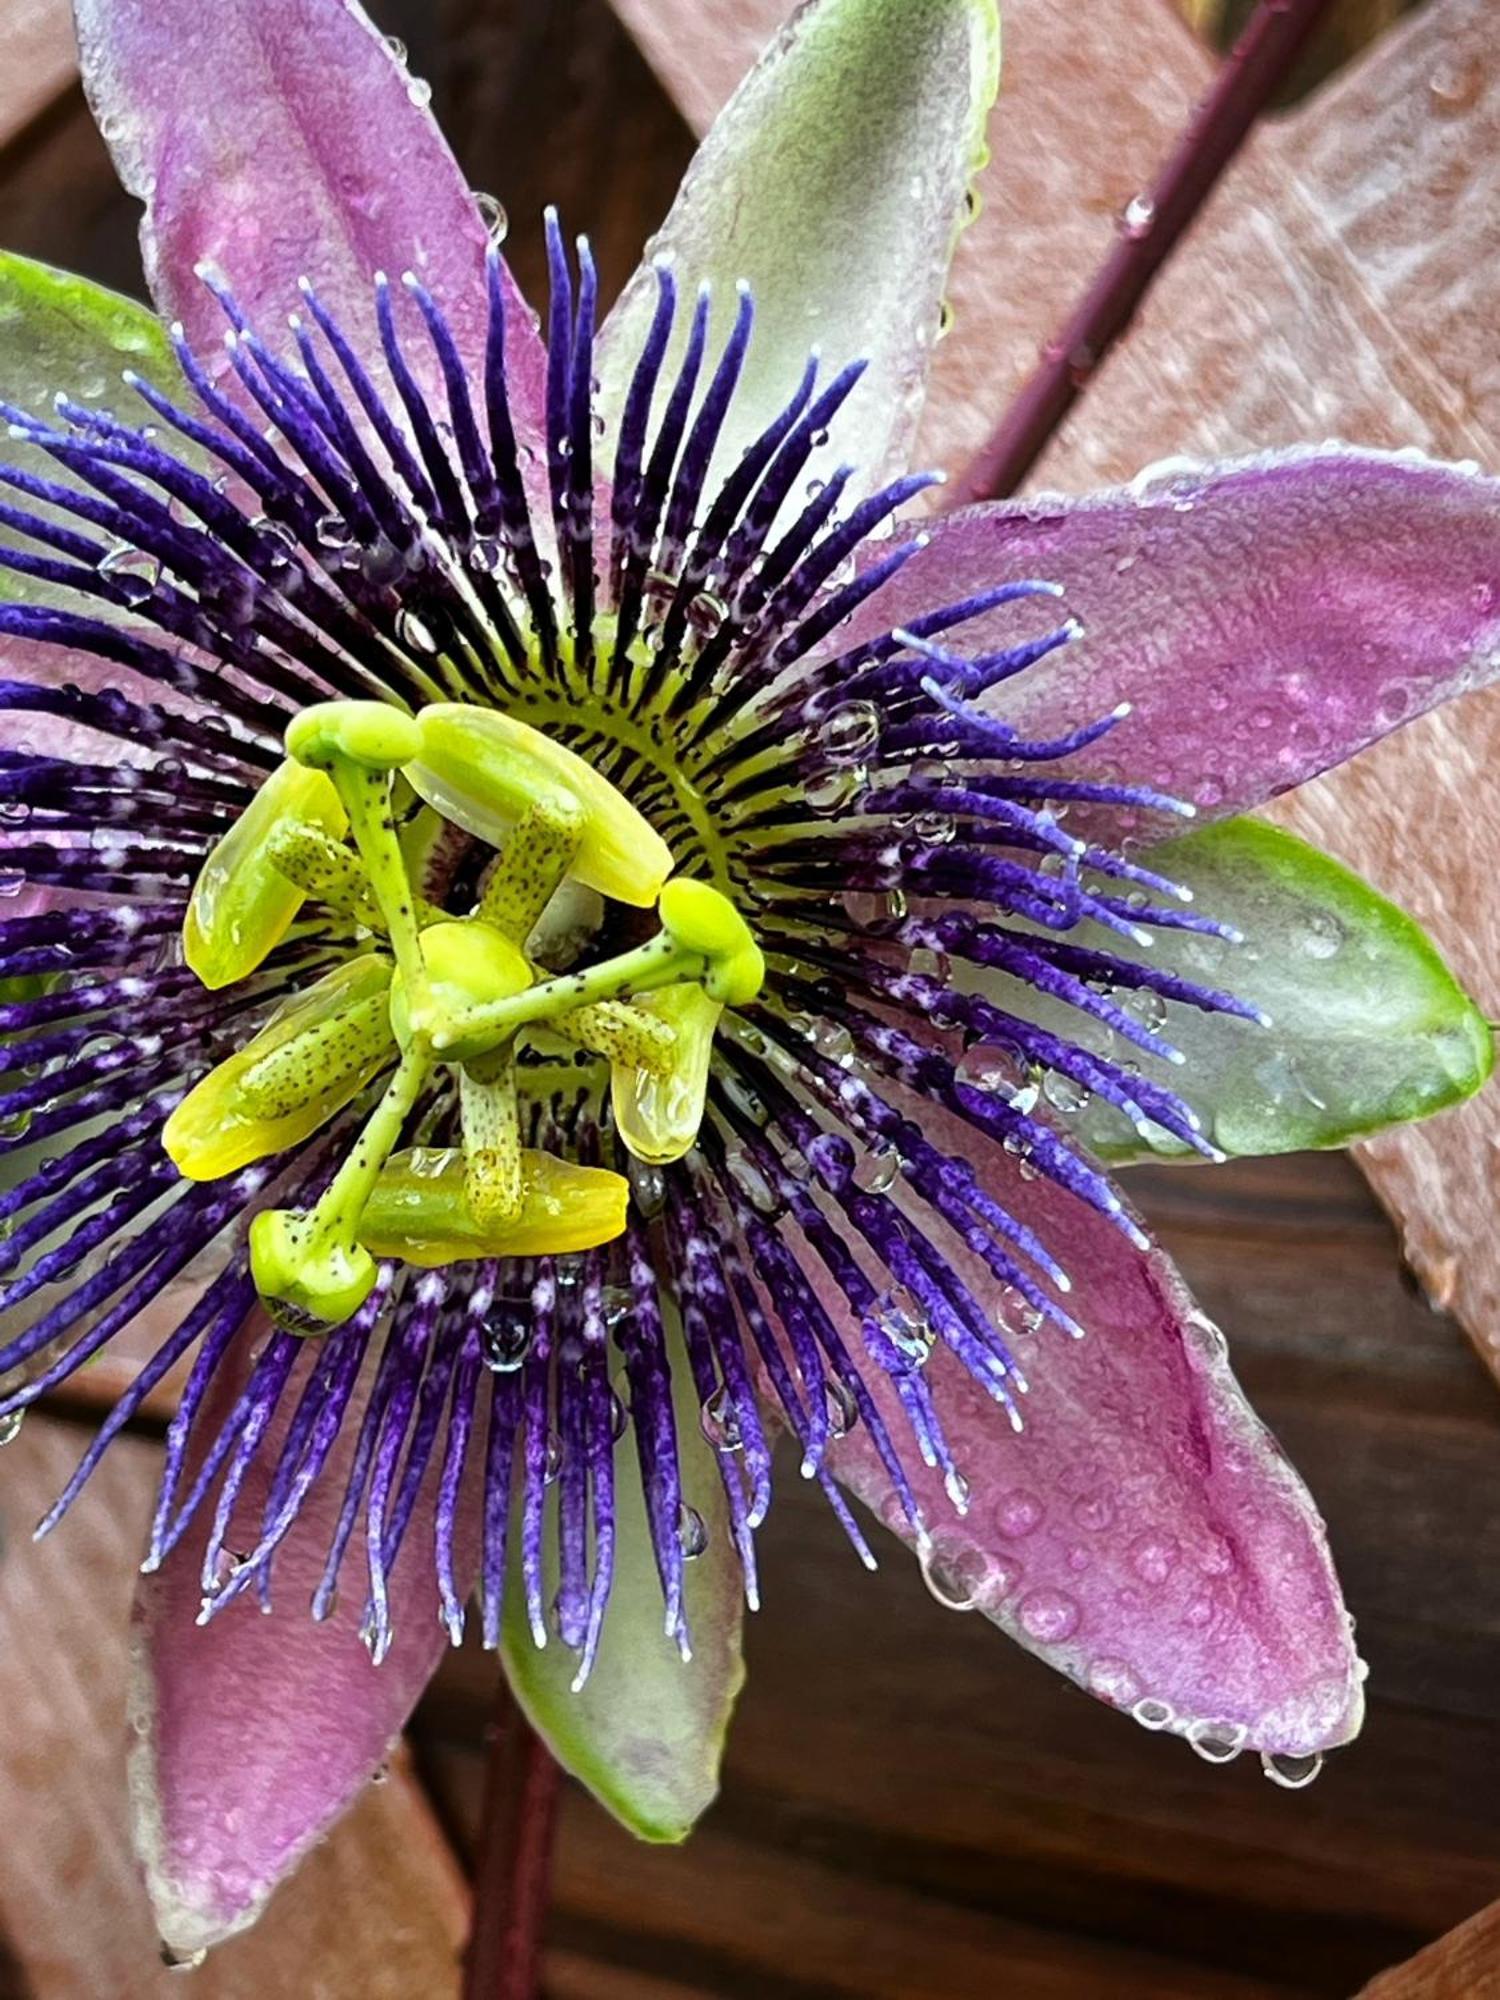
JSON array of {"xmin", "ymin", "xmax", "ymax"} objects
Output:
[{"xmin": 166, "ymin": 697, "xmax": 763, "ymax": 1332}]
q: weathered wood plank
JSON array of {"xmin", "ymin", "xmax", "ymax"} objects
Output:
[
  {"xmin": 0, "ymin": 0, "xmax": 76, "ymax": 155},
  {"xmin": 1360, "ymin": 1899, "xmax": 1500, "ymax": 1998}
]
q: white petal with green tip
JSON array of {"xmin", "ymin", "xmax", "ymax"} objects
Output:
[
  {"xmin": 501, "ymin": 1335, "xmax": 745, "ymax": 1842},
  {"xmin": 597, "ymin": 0, "xmax": 1000, "ymax": 499},
  {"xmin": 1003, "ymin": 817, "xmax": 1493, "ymax": 1164}
]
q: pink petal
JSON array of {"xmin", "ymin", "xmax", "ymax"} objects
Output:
[
  {"xmin": 852, "ymin": 446, "xmax": 1500, "ymax": 816},
  {"xmin": 827, "ymin": 1131, "xmax": 1363, "ymax": 1757},
  {"xmin": 128, "ymin": 1332, "xmax": 474, "ymax": 1956},
  {"xmin": 73, "ymin": 0, "xmax": 544, "ymax": 433}
]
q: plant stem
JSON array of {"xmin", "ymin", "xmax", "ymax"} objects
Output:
[
  {"xmin": 463, "ymin": 1678, "xmax": 561, "ymax": 2000},
  {"xmin": 952, "ymin": 0, "xmax": 1341, "ymax": 505}
]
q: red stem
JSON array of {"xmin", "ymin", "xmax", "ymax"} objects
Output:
[
  {"xmin": 952, "ymin": 0, "xmax": 1342, "ymax": 505},
  {"xmin": 463, "ymin": 1680, "xmax": 561, "ymax": 2000}
]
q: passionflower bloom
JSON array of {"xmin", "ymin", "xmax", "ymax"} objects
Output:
[{"xmin": 1, "ymin": 0, "xmax": 1498, "ymax": 1956}]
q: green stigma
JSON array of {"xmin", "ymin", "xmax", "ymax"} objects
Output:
[{"xmin": 167, "ymin": 699, "xmax": 764, "ymax": 1331}]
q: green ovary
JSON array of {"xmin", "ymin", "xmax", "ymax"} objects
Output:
[{"xmin": 170, "ymin": 699, "xmax": 765, "ymax": 1330}]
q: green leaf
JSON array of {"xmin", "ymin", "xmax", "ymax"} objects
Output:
[
  {"xmin": 597, "ymin": 0, "xmax": 1000, "ymax": 503},
  {"xmin": 1013, "ymin": 816, "xmax": 1493, "ymax": 1164},
  {"xmin": 0, "ymin": 252, "xmax": 191, "ymax": 609},
  {"xmin": 501, "ymin": 1329, "xmax": 745, "ymax": 1842}
]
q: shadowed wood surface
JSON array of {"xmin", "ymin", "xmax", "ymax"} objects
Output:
[{"xmin": 1, "ymin": 0, "xmax": 1500, "ymax": 1996}]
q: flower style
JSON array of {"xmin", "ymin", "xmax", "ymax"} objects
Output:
[{"xmin": 0, "ymin": 0, "xmax": 1497, "ymax": 1957}]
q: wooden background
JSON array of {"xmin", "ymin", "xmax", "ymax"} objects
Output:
[{"xmin": 1, "ymin": 1, "xmax": 1499, "ymax": 1995}]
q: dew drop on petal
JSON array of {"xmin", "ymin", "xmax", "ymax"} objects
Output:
[
  {"xmin": 919, "ymin": 1534, "xmax": 988, "ymax": 1612},
  {"xmin": 1132, "ymin": 1696, "xmax": 1175, "ymax": 1732},
  {"xmin": 1017, "ymin": 1586, "xmax": 1081, "ymax": 1643},
  {"xmin": 474, "ymin": 191, "xmax": 509, "ymax": 244},
  {"xmin": 1042, "ymin": 1069, "xmax": 1091, "ymax": 1115},
  {"xmin": 995, "ymin": 1488, "xmax": 1044, "ymax": 1538},
  {"xmin": 0, "ymin": 1411, "xmax": 23, "ymax": 1446},
  {"xmin": 406, "ymin": 75, "xmax": 434, "ymax": 108},
  {"xmin": 1188, "ymin": 1719, "xmax": 1247, "ymax": 1764}
]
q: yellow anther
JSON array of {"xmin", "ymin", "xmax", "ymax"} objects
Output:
[
  {"xmin": 557, "ymin": 998, "xmax": 677, "ymax": 1077},
  {"xmin": 406, "ymin": 704, "xmax": 673, "ymax": 908},
  {"xmin": 164, "ymin": 954, "xmax": 394, "ymax": 1179},
  {"xmin": 183, "ymin": 760, "xmax": 346, "ymax": 989},
  {"xmin": 460, "ymin": 1059, "xmax": 524, "ymax": 1226},
  {"xmin": 265, "ymin": 822, "xmax": 383, "ymax": 928},
  {"xmin": 358, "ymin": 1147, "xmax": 629, "ymax": 1263},
  {"xmin": 477, "ymin": 796, "xmax": 586, "ymax": 943},
  {"xmin": 611, "ymin": 983, "xmax": 722, "ymax": 1166}
]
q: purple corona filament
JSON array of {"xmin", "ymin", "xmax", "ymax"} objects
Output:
[{"xmin": 0, "ymin": 226, "xmax": 1253, "ymax": 1674}]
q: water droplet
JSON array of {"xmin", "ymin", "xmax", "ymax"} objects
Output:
[
  {"xmin": 0, "ymin": 1410, "xmax": 23, "ymax": 1446},
  {"xmin": 0, "ymin": 869, "xmax": 26, "ymax": 899},
  {"xmin": 1121, "ymin": 986, "xmax": 1167, "ymax": 1034},
  {"xmin": 384, "ymin": 34, "xmax": 407, "ymax": 63},
  {"xmin": 1261, "ymin": 1750, "xmax": 1323, "ymax": 1790},
  {"xmin": 809, "ymin": 1017, "xmax": 855, "ymax": 1067},
  {"xmin": 98, "ymin": 544, "xmax": 162, "ymax": 604},
  {"xmin": 1042, "ymin": 1069, "xmax": 1091, "ymax": 1115},
  {"xmin": 543, "ymin": 1430, "xmax": 563, "ymax": 1483},
  {"xmin": 803, "ymin": 765, "xmax": 862, "ymax": 816},
  {"xmin": 1188, "ymin": 1719, "xmax": 1247, "ymax": 1764},
  {"xmin": 841, "ymin": 887, "xmax": 907, "ymax": 934},
  {"xmin": 724, "ymin": 1143, "xmax": 782, "ymax": 1218},
  {"xmin": 919, "ymin": 1535, "xmax": 988, "ymax": 1612},
  {"xmin": 956, "ymin": 1045, "xmax": 1017, "ymax": 1095},
  {"xmin": 482, "ymin": 1305, "xmax": 531, "ymax": 1372},
  {"xmin": 677, "ymin": 1503, "xmax": 708, "ymax": 1558},
  {"xmin": 1072, "ymin": 1491, "xmax": 1114, "ymax": 1533},
  {"xmin": 1303, "ymin": 909, "xmax": 1342, "ymax": 960},
  {"xmin": 396, "ymin": 607, "xmax": 439, "ymax": 655},
  {"xmin": 996, "ymin": 1488, "xmax": 1044, "ymax": 1538},
  {"xmin": 819, "ymin": 700, "xmax": 881, "ymax": 765},
  {"xmin": 906, "ymin": 945, "xmax": 951, "ymax": 983},
  {"xmin": 910, "ymin": 810, "xmax": 956, "ymax": 847},
  {"xmin": 1119, "ymin": 192, "xmax": 1156, "ymax": 238},
  {"xmin": 700, "ymin": 1384, "xmax": 743, "ymax": 1451},
  {"xmin": 315, "ymin": 512, "xmax": 352, "ymax": 550},
  {"xmin": 686, "ymin": 590, "xmax": 727, "ymax": 639},
  {"xmin": 873, "ymin": 1285, "xmax": 933, "ymax": 1370},
  {"xmin": 853, "ymin": 1143, "xmax": 900, "ymax": 1195},
  {"xmin": 628, "ymin": 1159, "xmax": 667, "ymax": 1219},
  {"xmin": 406, "ymin": 75, "xmax": 434, "ymax": 109},
  {"xmin": 474, "ymin": 190, "xmax": 509, "ymax": 244},
  {"xmin": 159, "ymin": 1942, "xmax": 208, "ymax": 1972},
  {"xmin": 824, "ymin": 1378, "xmax": 859, "ymax": 1438}
]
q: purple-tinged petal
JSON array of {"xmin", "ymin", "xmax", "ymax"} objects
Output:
[
  {"xmin": 72, "ymin": 0, "xmax": 545, "ymax": 437},
  {"xmin": 127, "ymin": 1325, "xmax": 476, "ymax": 1957},
  {"xmin": 826, "ymin": 1132, "xmax": 1363, "ymax": 1758},
  {"xmin": 598, "ymin": 0, "xmax": 999, "ymax": 501},
  {"xmin": 847, "ymin": 447, "xmax": 1500, "ymax": 817}
]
